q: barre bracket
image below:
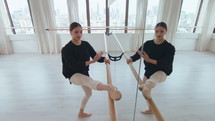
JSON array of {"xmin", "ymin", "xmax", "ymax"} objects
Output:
[{"xmin": 108, "ymin": 53, "xmax": 124, "ymax": 61}]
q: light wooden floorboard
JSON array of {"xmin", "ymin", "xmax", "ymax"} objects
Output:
[{"xmin": 0, "ymin": 51, "xmax": 215, "ymax": 121}]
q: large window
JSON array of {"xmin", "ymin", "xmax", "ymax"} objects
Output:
[
  {"xmin": 88, "ymin": 0, "xmax": 106, "ymax": 33},
  {"xmin": 127, "ymin": 0, "xmax": 137, "ymax": 33},
  {"xmin": 75, "ymin": 0, "xmax": 159, "ymax": 33},
  {"xmin": 78, "ymin": 0, "xmax": 88, "ymax": 33},
  {"xmin": 177, "ymin": 0, "xmax": 201, "ymax": 33},
  {"xmin": 127, "ymin": 0, "xmax": 160, "ymax": 33},
  {"xmin": 78, "ymin": 0, "xmax": 87, "ymax": 27},
  {"xmin": 109, "ymin": 0, "xmax": 126, "ymax": 33},
  {"xmin": 1, "ymin": 0, "xmax": 208, "ymax": 34},
  {"xmin": 5, "ymin": 0, "xmax": 34, "ymax": 34},
  {"xmin": 53, "ymin": 0, "xmax": 69, "ymax": 33},
  {"xmin": 145, "ymin": 0, "xmax": 160, "ymax": 33}
]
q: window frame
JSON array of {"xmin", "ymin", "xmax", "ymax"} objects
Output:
[
  {"xmin": 85, "ymin": 0, "xmax": 129, "ymax": 33},
  {"xmin": 177, "ymin": 0, "xmax": 202, "ymax": 33},
  {"xmin": 3, "ymin": 0, "xmax": 34, "ymax": 34}
]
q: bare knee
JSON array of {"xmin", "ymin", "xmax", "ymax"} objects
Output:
[
  {"xmin": 85, "ymin": 91, "xmax": 92, "ymax": 97},
  {"xmin": 145, "ymin": 81, "xmax": 155, "ymax": 88}
]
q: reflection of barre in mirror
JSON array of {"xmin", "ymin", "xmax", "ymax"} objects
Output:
[{"xmin": 112, "ymin": 21, "xmax": 175, "ymax": 121}]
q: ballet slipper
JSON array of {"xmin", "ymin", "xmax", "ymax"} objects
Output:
[
  {"xmin": 108, "ymin": 86, "xmax": 122, "ymax": 101},
  {"xmin": 78, "ymin": 112, "xmax": 92, "ymax": 118},
  {"xmin": 140, "ymin": 109, "xmax": 153, "ymax": 114}
]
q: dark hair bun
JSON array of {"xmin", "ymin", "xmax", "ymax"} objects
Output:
[
  {"xmin": 69, "ymin": 22, "xmax": 82, "ymax": 31},
  {"xmin": 155, "ymin": 22, "xmax": 167, "ymax": 31}
]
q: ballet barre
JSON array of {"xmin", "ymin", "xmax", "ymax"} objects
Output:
[
  {"xmin": 103, "ymin": 33, "xmax": 118, "ymax": 121},
  {"xmin": 45, "ymin": 28, "xmax": 154, "ymax": 31}
]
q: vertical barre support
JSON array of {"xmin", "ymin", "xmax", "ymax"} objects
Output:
[{"xmin": 112, "ymin": 33, "xmax": 130, "ymax": 60}]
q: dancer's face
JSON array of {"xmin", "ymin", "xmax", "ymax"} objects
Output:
[
  {"xmin": 154, "ymin": 26, "xmax": 167, "ymax": 40},
  {"xmin": 70, "ymin": 26, "xmax": 82, "ymax": 41}
]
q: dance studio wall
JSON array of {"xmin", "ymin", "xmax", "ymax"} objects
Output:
[{"xmin": 7, "ymin": 33, "xmax": 207, "ymax": 54}]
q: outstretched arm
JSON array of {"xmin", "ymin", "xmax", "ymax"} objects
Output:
[
  {"xmin": 85, "ymin": 51, "xmax": 103, "ymax": 66},
  {"xmin": 126, "ymin": 58, "xmax": 133, "ymax": 64},
  {"xmin": 129, "ymin": 45, "xmax": 144, "ymax": 63},
  {"xmin": 137, "ymin": 50, "xmax": 157, "ymax": 65}
]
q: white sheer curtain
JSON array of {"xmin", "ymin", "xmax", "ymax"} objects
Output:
[
  {"xmin": 131, "ymin": 0, "xmax": 148, "ymax": 51},
  {"xmin": 0, "ymin": 9, "xmax": 12, "ymax": 55},
  {"xmin": 196, "ymin": 0, "xmax": 215, "ymax": 51},
  {"xmin": 67, "ymin": 0, "xmax": 79, "ymax": 23},
  {"xmin": 29, "ymin": 0, "xmax": 59, "ymax": 54},
  {"xmin": 157, "ymin": 0, "xmax": 182, "ymax": 44}
]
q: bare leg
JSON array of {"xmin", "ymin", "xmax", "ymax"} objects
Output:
[
  {"xmin": 140, "ymin": 71, "xmax": 166, "ymax": 114},
  {"xmin": 140, "ymin": 76, "xmax": 152, "ymax": 114},
  {"xmin": 78, "ymin": 86, "xmax": 92, "ymax": 118}
]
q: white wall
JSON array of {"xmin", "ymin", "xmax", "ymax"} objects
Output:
[
  {"xmin": 59, "ymin": 33, "xmax": 199, "ymax": 52},
  {"xmin": 208, "ymin": 34, "xmax": 215, "ymax": 53},
  {"xmin": 50, "ymin": 33, "xmax": 154, "ymax": 52},
  {"xmin": 174, "ymin": 33, "xmax": 199, "ymax": 51},
  {"xmin": 8, "ymin": 33, "xmax": 201, "ymax": 54},
  {"xmin": 9, "ymin": 34, "xmax": 38, "ymax": 53}
]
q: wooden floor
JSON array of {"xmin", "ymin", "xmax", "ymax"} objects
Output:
[{"xmin": 0, "ymin": 51, "xmax": 215, "ymax": 121}]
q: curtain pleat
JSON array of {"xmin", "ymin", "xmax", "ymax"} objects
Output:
[
  {"xmin": 131, "ymin": 0, "xmax": 148, "ymax": 51},
  {"xmin": 0, "ymin": 9, "xmax": 12, "ymax": 55},
  {"xmin": 157, "ymin": 0, "xmax": 182, "ymax": 44},
  {"xmin": 29, "ymin": 0, "xmax": 59, "ymax": 54},
  {"xmin": 196, "ymin": 0, "xmax": 215, "ymax": 51}
]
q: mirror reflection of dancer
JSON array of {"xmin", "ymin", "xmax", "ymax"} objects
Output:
[
  {"xmin": 127, "ymin": 22, "xmax": 175, "ymax": 114},
  {"xmin": 61, "ymin": 22, "xmax": 122, "ymax": 118}
]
